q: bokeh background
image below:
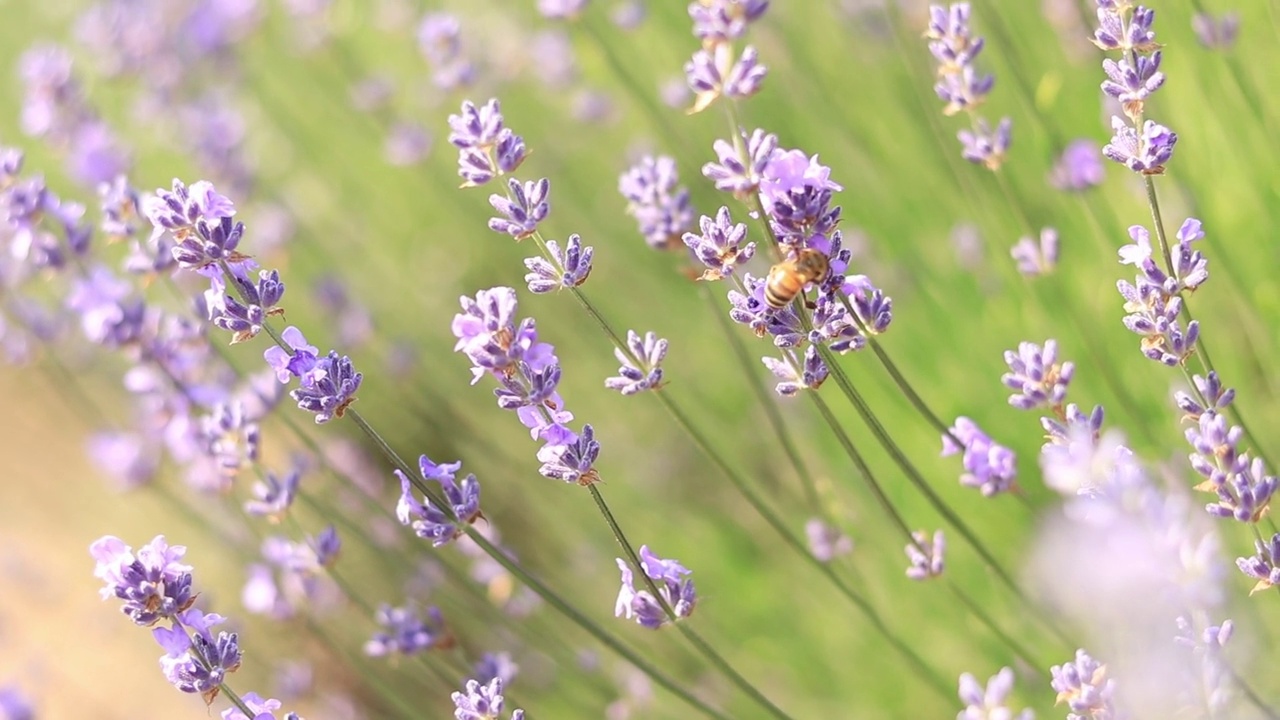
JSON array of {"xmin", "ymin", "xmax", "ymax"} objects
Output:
[{"xmin": 1, "ymin": 0, "xmax": 1278, "ymax": 718}]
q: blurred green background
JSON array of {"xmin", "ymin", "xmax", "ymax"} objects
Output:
[{"xmin": 2, "ymin": 0, "xmax": 1278, "ymax": 717}]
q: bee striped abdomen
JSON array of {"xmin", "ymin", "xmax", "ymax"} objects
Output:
[{"xmin": 764, "ymin": 249, "xmax": 830, "ymax": 309}]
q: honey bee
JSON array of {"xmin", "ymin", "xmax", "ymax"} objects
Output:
[{"xmin": 764, "ymin": 248, "xmax": 830, "ymax": 309}]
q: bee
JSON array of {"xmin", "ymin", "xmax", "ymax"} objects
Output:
[{"xmin": 764, "ymin": 248, "xmax": 830, "ymax": 309}]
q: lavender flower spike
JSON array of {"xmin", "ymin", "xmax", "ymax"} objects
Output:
[
  {"xmin": 685, "ymin": 44, "xmax": 767, "ymax": 114},
  {"xmin": 447, "ymin": 99, "xmax": 528, "ymax": 187},
  {"xmin": 905, "ymin": 529, "xmax": 945, "ymax": 580},
  {"xmin": 396, "ymin": 455, "xmax": 483, "ymax": 546},
  {"xmin": 957, "ymin": 668, "xmax": 1033, "ymax": 720},
  {"xmin": 957, "ymin": 116, "xmax": 1011, "ymax": 170},
  {"xmin": 489, "ymin": 178, "xmax": 550, "ymax": 240},
  {"xmin": 91, "ymin": 534, "xmax": 196, "ymax": 626},
  {"xmin": 941, "ymin": 417, "xmax": 1018, "ymax": 496},
  {"xmin": 1103, "ymin": 116, "xmax": 1177, "ymax": 175},
  {"xmin": 289, "ymin": 351, "xmax": 363, "ymax": 423},
  {"xmin": 523, "ymin": 234, "xmax": 593, "ymax": 293},
  {"xmin": 1010, "ymin": 227, "xmax": 1059, "ymax": 276},
  {"xmin": 615, "ymin": 545, "xmax": 697, "ymax": 629},
  {"xmin": 619, "ymin": 155, "xmax": 695, "ymax": 250},
  {"xmin": 683, "ymin": 206, "xmax": 756, "ymax": 280},
  {"xmin": 1050, "ymin": 649, "xmax": 1120, "ymax": 718},
  {"xmin": 605, "ymin": 330, "xmax": 667, "ymax": 395},
  {"xmin": 1001, "ymin": 339, "xmax": 1074, "ymax": 410},
  {"xmin": 453, "ymin": 677, "xmax": 525, "ymax": 720}
]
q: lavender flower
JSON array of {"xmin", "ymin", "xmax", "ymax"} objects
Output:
[
  {"xmin": 1103, "ymin": 117, "xmax": 1177, "ymax": 174},
  {"xmin": 702, "ymin": 128, "xmax": 776, "ymax": 197},
  {"xmin": 90, "ymin": 535, "xmax": 196, "ymax": 626},
  {"xmin": 417, "ymin": 12, "xmax": 474, "ymax": 90},
  {"xmin": 87, "ymin": 431, "xmax": 159, "ymax": 489},
  {"xmin": 619, "ymin": 155, "xmax": 695, "ymax": 250},
  {"xmin": 473, "ymin": 652, "xmax": 518, "ymax": 687},
  {"xmin": 1050, "ymin": 649, "xmax": 1120, "ymax": 718},
  {"xmin": 523, "ymin": 234, "xmax": 593, "ymax": 293},
  {"xmin": 221, "ymin": 693, "xmax": 303, "ymax": 720},
  {"xmin": 957, "ymin": 116, "xmax": 1012, "ymax": 170},
  {"xmin": 265, "ymin": 326, "xmax": 319, "ymax": 384},
  {"xmin": 615, "ymin": 545, "xmax": 697, "ymax": 629},
  {"xmin": 941, "ymin": 417, "xmax": 1018, "ymax": 496},
  {"xmin": 364, "ymin": 604, "xmax": 453, "ymax": 657},
  {"xmin": 144, "ymin": 179, "xmax": 248, "ymax": 274},
  {"xmin": 452, "ymin": 286, "xmax": 557, "ymax": 384},
  {"xmin": 1191, "ymin": 12, "xmax": 1240, "ymax": 50},
  {"xmin": 689, "ymin": 0, "xmax": 769, "ymax": 44},
  {"xmin": 685, "ymin": 44, "xmax": 767, "ymax": 114},
  {"xmin": 805, "ymin": 518, "xmax": 853, "ymax": 562},
  {"xmin": 453, "ymin": 678, "xmax": 525, "ymax": 720},
  {"xmin": 905, "ymin": 529, "xmax": 945, "ymax": 580},
  {"xmin": 1002, "ymin": 339, "xmax": 1074, "ymax": 410},
  {"xmin": 1174, "ymin": 371, "xmax": 1234, "ymax": 420},
  {"xmin": 1050, "ymin": 140, "xmax": 1105, "ymax": 191},
  {"xmin": 604, "ymin": 330, "xmax": 667, "ymax": 395},
  {"xmin": 683, "ymin": 206, "xmax": 756, "ymax": 280},
  {"xmin": 489, "ymin": 178, "xmax": 550, "ymax": 240},
  {"xmin": 288, "ymin": 351, "xmax": 363, "ymax": 423},
  {"xmin": 99, "ymin": 174, "xmax": 142, "ymax": 240},
  {"xmin": 448, "ymin": 99, "xmax": 528, "ymax": 187},
  {"xmin": 1092, "ymin": 3, "xmax": 1158, "ymax": 53},
  {"xmin": 957, "ymin": 667, "xmax": 1033, "ymax": 720},
  {"xmin": 761, "ymin": 346, "xmax": 827, "ymax": 396},
  {"xmin": 537, "ymin": 424, "xmax": 601, "ymax": 484},
  {"xmin": 1010, "ymin": 227, "xmax": 1059, "ymax": 276},
  {"xmin": 1236, "ymin": 533, "xmax": 1280, "ymax": 593},
  {"xmin": 205, "ymin": 269, "xmax": 286, "ymax": 344},
  {"xmin": 1101, "ymin": 51, "xmax": 1165, "ymax": 115},
  {"xmin": 396, "ymin": 456, "xmax": 483, "ymax": 546},
  {"xmin": 154, "ymin": 608, "xmax": 242, "ymax": 703},
  {"xmin": 244, "ymin": 464, "xmax": 303, "ymax": 519}
]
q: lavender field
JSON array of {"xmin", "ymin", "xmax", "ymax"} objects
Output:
[{"xmin": 1, "ymin": 1, "xmax": 1277, "ymax": 718}]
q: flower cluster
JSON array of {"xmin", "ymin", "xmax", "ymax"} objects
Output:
[
  {"xmin": 417, "ymin": 13, "xmax": 474, "ymax": 91},
  {"xmin": 615, "ymin": 546, "xmax": 698, "ymax": 629},
  {"xmin": 619, "ymin": 155, "xmax": 695, "ymax": 250},
  {"xmin": 452, "ymin": 677, "xmax": 525, "ymax": 720},
  {"xmin": 941, "ymin": 417, "xmax": 1018, "ymax": 496},
  {"xmin": 452, "ymin": 285, "xmax": 601, "ymax": 484},
  {"xmin": 1115, "ymin": 218, "xmax": 1207, "ymax": 366},
  {"xmin": 957, "ymin": 667, "xmax": 1033, "ymax": 720},
  {"xmin": 1050, "ymin": 649, "xmax": 1122, "ymax": 719},
  {"xmin": 396, "ymin": 456, "xmax": 484, "ymax": 546},
  {"xmin": 683, "ymin": 0, "xmax": 769, "ymax": 113},
  {"xmin": 91, "ymin": 535, "xmax": 301, "ymax": 714},
  {"xmin": 1093, "ymin": 2, "xmax": 1177, "ymax": 174},
  {"xmin": 447, "ymin": 99, "xmax": 528, "ymax": 187},
  {"xmin": 904, "ymin": 529, "xmax": 946, "ymax": 580},
  {"xmin": 924, "ymin": 3, "xmax": 1012, "ymax": 168},
  {"xmin": 364, "ymin": 603, "xmax": 454, "ymax": 657}
]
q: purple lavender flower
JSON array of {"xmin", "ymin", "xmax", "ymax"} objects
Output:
[
  {"xmin": 957, "ymin": 668, "xmax": 1033, "ymax": 720},
  {"xmin": 1050, "ymin": 140, "xmax": 1105, "ymax": 191},
  {"xmin": 1116, "ymin": 273, "xmax": 1199, "ymax": 366},
  {"xmin": 683, "ymin": 207, "xmax": 756, "ymax": 280},
  {"xmin": 957, "ymin": 116, "xmax": 1012, "ymax": 170},
  {"xmin": 805, "ymin": 518, "xmax": 853, "ymax": 562},
  {"xmin": 453, "ymin": 678, "xmax": 525, "ymax": 720},
  {"xmin": 452, "ymin": 287, "xmax": 557, "ymax": 383},
  {"xmin": 690, "ymin": 0, "xmax": 769, "ymax": 44},
  {"xmin": 615, "ymin": 545, "xmax": 697, "ymax": 629},
  {"xmin": 396, "ymin": 456, "xmax": 483, "ymax": 546},
  {"xmin": 264, "ymin": 326, "xmax": 319, "ymax": 384},
  {"xmin": 1010, "ymin": 227, "xmax": 1059, "ymax": 276},
  {"xmin": 605, "ymin": 330, "xmax": 667, "ymax": 395},
  {"xmin": 941, "ymin": 417, "xmax": 1017, "ymax": 496},
  {"xmin": 221, "ymin": 693, "xmax": 302, "ymax": 720},
  {"xmin": 144, "ymin": 179, "xmax": 250, "ymax": 275},
  {"xmin": 523, "ymin": 234, "xmax": 594, "ymax": 293},
  {"xmin": 205, "ymin": 269, "xmax": 286, "ymax": 344},
  {"xmin": 417, "ymin": 12, "xmax": 474, "ymax": 90},
  {"xmin": 1237, "ymin": 533, "xmax": 1280, "ymax": 593},
  {"xmin": 289, "ymin": 351, "xmax": 363, "ymax": 423},
  {"xmin": 905, "ymin": 529, "xmax": 945, "ymax": 580},
  {"xmin": 87, "ymin": 431, "xmax": 159, "ymax": 489},
  {"xmin": 685, "ymin": 44, "xmax": 767, "ymax": 114},
  {"xmin": 1050, "ymin": 649, "xmax": 1120, "ymax": 718},
  {"xmin": 385, "ymin": 122, "xmax": 432, "ymax": 166},
  {"xmin": 489, "ymin": 178, "xmax": 550, "ymax": 240},
  {"xmin": 1101, "ymin": 51, "xmax": 1165, "ymax": 114},
  {"xmin": 245, "ymin": 464, "xmax": 303, "ymax": 519},
  {"xmin": 198, "ymin": 400, "xmax": 260, "ymax": 477},
  {"xmin": 537, "ymin": 424, "xmax": 601, "ymax": 485},
  {"xmin": 99, "ymin": 174, "xmax": 142, "ymax": 240},
  {"xmin": 761, "ymin": 346, "xmax": 827, "ymax": 396},
  {"xmin": 1001, "ymin": 339, "xmax": 1074, "ymax": 410},
  {"xmin": 91, "ymin": 535, "xmax": 196, "ymax": 626},
  {"xmin": 448, "ymin": 99, "xmax": 527, "ymax": 187},
  {"xmin": 1092, "ymin": 3, "xmax": 1158, "ymax": 53},
  {"xmin": 1192, "ymin": 12, "xmax": 1240, "ymax": 50},
  {"xmin": 1103, "ymin": 117, "xmax": 1176, "ymax": 174},
  {"xmin": 364, "ymin": 604, "xmax": 453, "ymax": 657},
  {"xmin": 65, "ymin": 265, "xmax": 147, "ymax": 347},
  {"xmin": 495, "ymin": 361, "xmax": 573, "ymax": 440},
  {"xmin": 155, "ymin": 608, "xmax": 242, "ymax": 703},
  {"xmin": 1174, "ymin": 372, "xmax": 1234, "ymax": 420},
  {"xmin": 473, "ymin": 652, "xmax": 518, "ymax": 687},
  {"xmin": 619, "ymin": 155, "xmax": 695, "ymax": 250},
  {"xmin": 702, "ymin": 128, "xmax": 777, "ymax": 196}
]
